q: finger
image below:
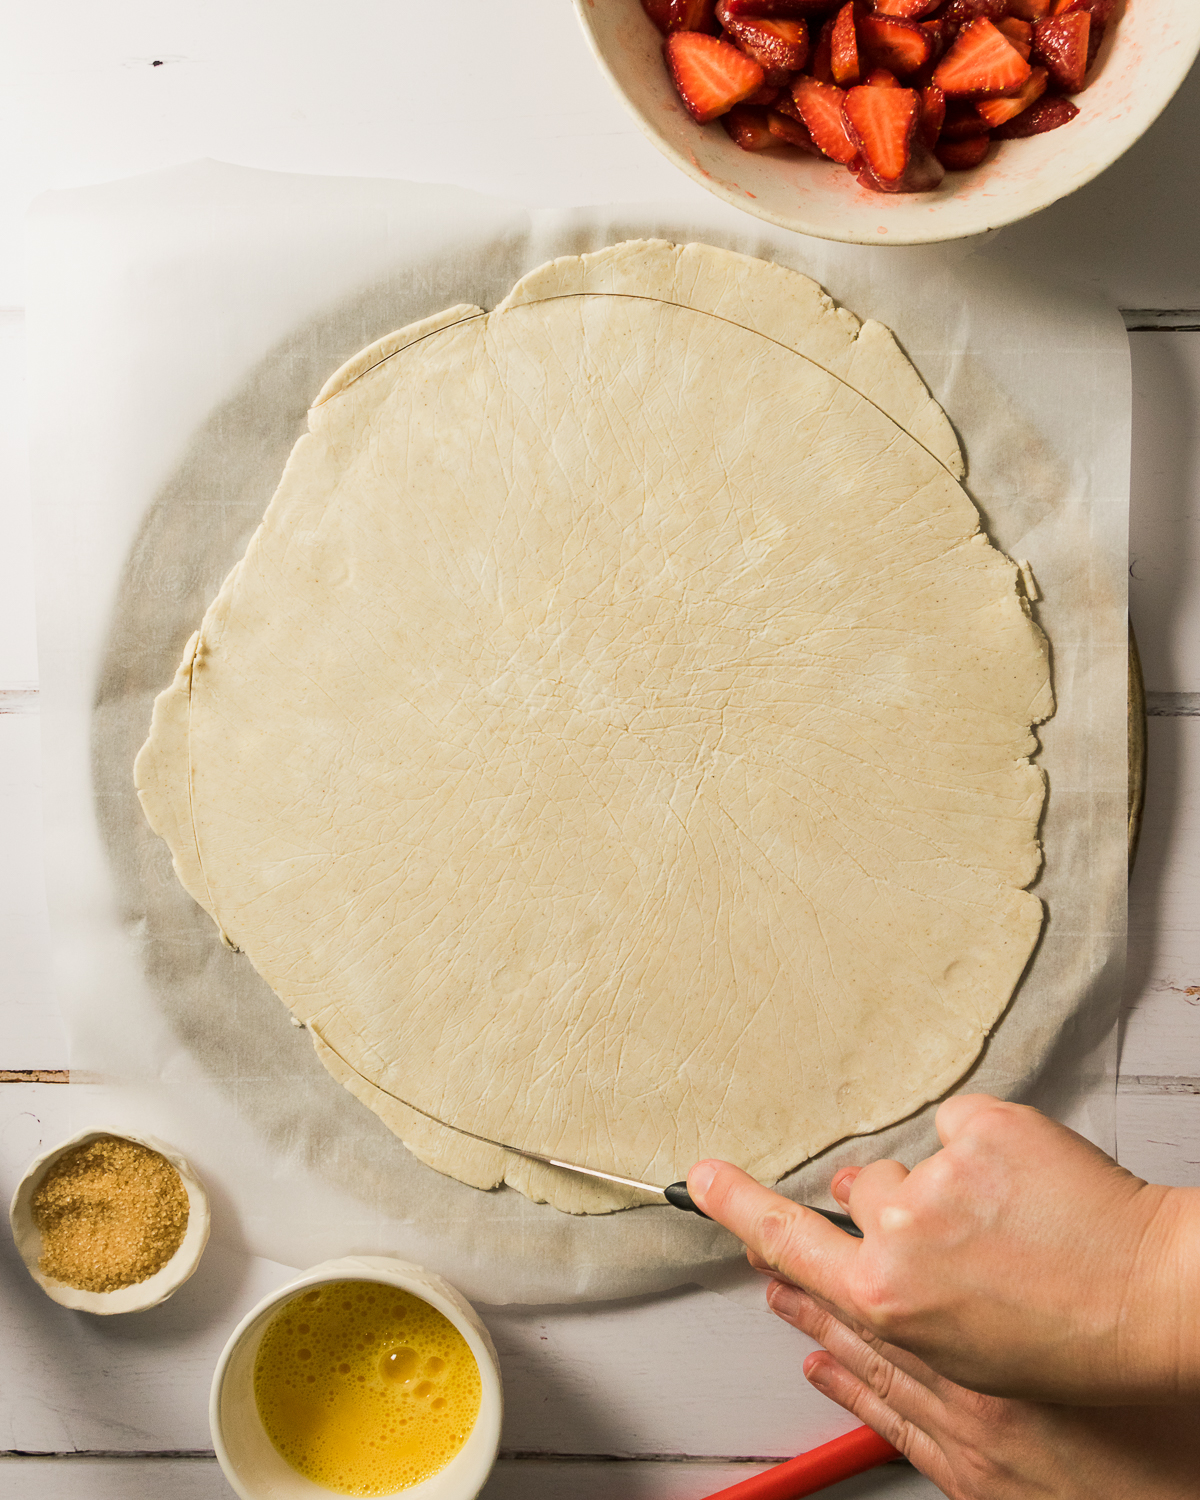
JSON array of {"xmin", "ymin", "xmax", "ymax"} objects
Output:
[
  {"xmin": 830, "ymin": 1167, "xmax": 859, "ymax": 1206},
  {"xmin": 843, "ymin": 1158, "xmax": 910, "ymax": 1233},
  {"xmin": 934, "ymin": 1091, "xmax": 1004, "ymax": 1146},
  {"xmin": 802, "ymin": 1352, "xmax": 947, "ymax": 1481},
  {"xmin": 745, "ymin": 1248, "xmax": 785, "ymax": 1278},
  {"xmin": 688, "ymin": 1161, "xmax": 857, "ymax": 1299},
  {"xmin": 768, "ymin": 1281, "xmax": 948, "ymax": 1405}
]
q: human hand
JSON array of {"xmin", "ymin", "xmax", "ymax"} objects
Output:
[
  {"xmin": 688, "ymin": 1094, "xmax": 1199, "ymax": 1403},
  {"xmin": 770, "ymin": 1281, "xmax": 1200, "ymax": 1500}
]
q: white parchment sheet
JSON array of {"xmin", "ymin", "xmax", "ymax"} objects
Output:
[{"xmin": 28, "ymin": 163, "xmax": 1129, "ymax": 1304}]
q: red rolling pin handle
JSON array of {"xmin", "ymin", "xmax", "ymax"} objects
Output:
[{"xmin": 701, "ymin": 1425, "xmax": 902, "ymax": 1500}]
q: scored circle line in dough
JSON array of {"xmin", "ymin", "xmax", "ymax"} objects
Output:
[
  {"xmin": 136, "ymin": 240, "xmax": 1051, "ymax": 1215},
  {"xmin": 318, "ymin": 295, "xmax": 961, "ymax": 485}
]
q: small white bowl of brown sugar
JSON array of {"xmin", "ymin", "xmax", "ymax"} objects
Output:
[{"xmin": 9, "ymin": 1130, "xmax": 210, "ymax": 1314}]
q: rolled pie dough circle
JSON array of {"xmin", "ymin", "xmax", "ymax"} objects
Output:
[{"xmin": 136, "ymin": 241, "xmax": 1052, "ymax": 1215}]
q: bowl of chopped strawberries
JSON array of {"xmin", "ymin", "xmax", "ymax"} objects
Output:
[{"xmin": 573, "ymin": 0, "xmax": 1200, "ymax": 243}]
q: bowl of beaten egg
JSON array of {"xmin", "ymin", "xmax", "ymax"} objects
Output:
[{"xmin": 211, "ymin": 1257, "xmax": 503, "ymax": 1500}]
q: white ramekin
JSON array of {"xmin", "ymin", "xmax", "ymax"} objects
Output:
[
  {"xmin": 8, "ymin": 1128, "xmax": 211, "ymax": 1314},
  {"xmin": 210, "ymin": 1256, "xmax": 503, "ymax": 1500}
]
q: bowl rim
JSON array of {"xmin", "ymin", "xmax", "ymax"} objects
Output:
[
  {"xmin": 8, "ymin": 1127, "xmax": 211, "ymax": 1314},
  {"xmin": 572, "ymin": 0, "xmax": 1200, "ymax": 246},
  {"xmin": 209, "ymin": 1255, "xmax": 504, "ymax": 1500}
]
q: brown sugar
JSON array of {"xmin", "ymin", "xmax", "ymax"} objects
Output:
[{"xmin": 31, "ymin": 1136, "xmax": 190, "ymax": 1293}]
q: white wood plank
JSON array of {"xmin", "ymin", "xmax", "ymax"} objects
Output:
[
  {"xmin": 1128, "ymin": 331, "xmax": 1200, "ymax": 695},
  {"xmin": 0, "ymin": 310, "xmax": 39, "ymax": 687},
  {"xmin": 1116, "ymin": 1092, "xmax": 1200, "ymax": 1186},
  {"xmin": 481, "ymin": 1291, "xmax": 857, "ymax": 1460},
  {"xmin": 0, "ymin": 714, "xmax": 65, "ymax": 1067},
  {"xmin": 0, "ymin": 1459, "xmax": 228, "ymax": 1500},
  {"xmin": 0, "ymin": 1456, "xmax": 936, "ymax": 1500},
  {"xmin": 4, "ymin": 8, "xmax": 1200, "ymax": 311},
  {"xmin": 0, "ymin": 1, "xmax": 693, "ymax": 307},
  {"xmin": 1121, "ymin": 717, "xmax": 1200, "ymax": 1079}
]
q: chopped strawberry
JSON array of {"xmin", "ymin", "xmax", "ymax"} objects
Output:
[
  {"xmin": 791, "ymin": 75, "xmax": 860, "ymax": 161},
  {"xmin": 721, "ymin": 0, "xmax": 835, "ymax": 14},
  {"xmin": 675, "ymin": 0, "xmax": 719, "ymax": 31},
  {"xmin": 1032, "ymin": 12, "xmax": 1090, "ymax": 92},
  {"xmin": 996, "ymin": 18, "xmax": 1033, "ymax": 60},
  {"xmin": 870, "ymin": 0, "xmax": 941, "ymax": 16},
  {"xmin": 644, "ymin": 0, "xmax": 719, "ymax": 33},
  {"xmin": 1006, "ymin": 0, "xmax": 1053, "ymax": 17},
  {"xmin": 919, "ymin": 18, "xmax": 960, "ymax": 64},
  {"xmin": 938, "ymin": 0, "xmax": 1007, "ymax": 21},
  {"xmin": 665, "ymin": 31, "xmax": 765, "ymax": 121},
  {"xmin": 858, "ymin": 15, "xmax": 933, "ymax": 76},
  {"xmin": 866, "ymin": 67, "xmax": 901, "ymax": 86},
  {"xmin": 1053, "ymin": 0, "xmax": 1116, "ymax": 22},
  {"xmin": 941, "ymin": 100, "xmax": 990, "ymax": 138},
  {"xmin": 831, "ymin": 3, "xmax": 862, "ymax": 87},
  {"xmin": 934, "ymin": 19, "xmax": 1032, "ymax": 95},
  {"xmin": 918, "ymin": 83, "xmax": 946, "ymax": 146},
  {"xmin": 717, "ymin": 3, "xmax": 811, "ymax": 71},
  {"xmin": 642, "ymin": 0, "xmax": 677, "ymax": 34},
  {"xmin": 936, "ymin": 134, "xmax": 992, "ymax": 168},
  {"xmin": 744, "ymin": 80, "xmax": 784, "ymax": 105},
  {"xmin": 773, "ymin": 89, "xmax": 806, "ymax": 120},
  {"xmin": 723, "ymin": 104, "xmax": 778, "ymax": 147},
  {"xmin": 976, "ymin": 66, "xmax": 1047, "ymax": 125},
  {"xmin": 768, "ymin": 109, "xmax": 821, "ymax": 149},
  {"xmin": 991, "ymin": 93, "xmax": 1079, "ymax": 135},
  {"xmin": 1053, "ymin": 0, "xmax": 1112, "ymax": 68},
  {"xmin": 811, "ymin": 17, "xmax": 836, "ymax": 81},
  {"xmin": 1085, "ymin": 19, "xmax": 1107, "ymax": 69},
  {"xmin": 843, "ymin": 83, "xmax": 919, "ymax": 181},
  {"xmin": 859, "ymin": 136, "xmax": 945, "ymax": 191}
]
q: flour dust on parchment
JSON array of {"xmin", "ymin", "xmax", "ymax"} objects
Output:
[{"xmin": 135, "ymin": 241, "xmax": 1052, "ymax": 1214}]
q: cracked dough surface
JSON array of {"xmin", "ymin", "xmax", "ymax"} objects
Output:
[{"xmin": 135, "ymin": 240, "xmax": 1052, "ymax": 1215}]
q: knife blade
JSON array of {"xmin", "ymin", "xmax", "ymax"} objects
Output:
[{"xmin": 308, "ymin": 1022, "xmax": 863, "ymax": 1236}]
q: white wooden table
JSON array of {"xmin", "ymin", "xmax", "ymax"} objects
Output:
[{"xmin": 2, "ymin": 6, "xmax": 1199, "ymax": 1496}]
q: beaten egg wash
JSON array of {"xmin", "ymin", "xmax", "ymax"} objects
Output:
[{"xmin": 254, "ymin": 1280, "xmax": 481, "ymax": 1495}]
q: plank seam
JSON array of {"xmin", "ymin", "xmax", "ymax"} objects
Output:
[
  {"xmin": 0, "ymin": 687, "xmax": 39, "ymax": 715},
  {"xmin": 0, "ymin": 1070, "xmax": 69, "ymax": 1084},
  {"xmin": 1122, "ymin": 310, "xmax": 1200, "ymax": 331},
  {"xmin": 1145, "ymin": 692, "xmax": 1200, "ymax": 717},
  {"xmin": 1117, "ymin": 1076, "xmax": 1200, "ymax": 1095}
]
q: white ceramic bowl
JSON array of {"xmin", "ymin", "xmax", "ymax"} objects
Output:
[
  {"xmin": 8, "ymin": 1128, "xmax": 211, "ymax": 1314},
  {"xmin": 211, "ymin": 1256, "xmax": 503, "ymax": 1500},
  {"xmin": 573, "ymin": 0, "xmax": 1200, "ymax": 245}
]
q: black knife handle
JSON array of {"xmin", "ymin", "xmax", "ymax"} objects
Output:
[
  {"xmin": 664, "ymin": 1181, "xmax": 710, "ymax": 1215},
  {"xmin": 664, "ymin": 1182, "xmax": 864, "ymax": 1238},
  {"xmin": 811, "ymin": 1207, "xmax": 864, "ymax": 1239}
]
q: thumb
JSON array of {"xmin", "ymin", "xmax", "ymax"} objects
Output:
[{"xmin": 688, "ymin": 1160, "xmax": 858, "ymax": 1302}]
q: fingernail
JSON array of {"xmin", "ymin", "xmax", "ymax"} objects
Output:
[
  {"xmin": 688, "ymin": 1160, "xmax": 719, "ymax": 1201},
  {"xmin": 766, "ymin": 1280, "xmax": 801, "ymax": 1318},
  {"xmin": 803, "ymin": 1353, "xmax": 827, "ymax": 1387}
]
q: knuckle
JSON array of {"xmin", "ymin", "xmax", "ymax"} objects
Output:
[
  {"xmin": 860, "ymin": 1348, "xmax": 898, "ymax": 1402},
  {"xmin": 755, "ymin": 1205, "xmax": 805, "ymax": 1273}
]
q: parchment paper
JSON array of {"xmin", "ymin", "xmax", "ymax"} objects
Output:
[{"xmin": 28, "ymin": 162, "xmax": 1129, "ymax": 1304}]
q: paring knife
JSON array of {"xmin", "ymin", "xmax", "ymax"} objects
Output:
[{"xmin": 309, "ymin": 1024, "xmax": 863, "ymax": 1238}]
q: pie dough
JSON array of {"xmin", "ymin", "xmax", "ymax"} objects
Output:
[{"xmin": 135, "ymin": 240, "xmax": 1052, "ymax": 1214}]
